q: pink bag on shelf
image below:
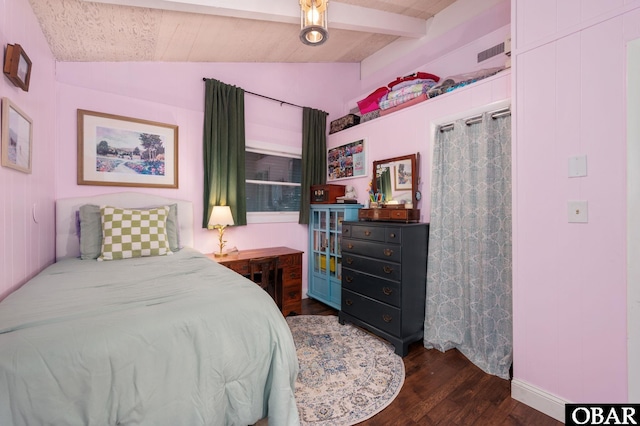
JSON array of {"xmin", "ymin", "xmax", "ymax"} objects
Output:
[
  {"xmin": 387, "ymin": 72, "xmax": 440, "ymax": 90},
  {"xmin": 357, "ymin": 87, "xmax": 389, "ymax": 114}
]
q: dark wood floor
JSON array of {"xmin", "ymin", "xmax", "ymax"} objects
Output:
[{"xmin": 299, "ymin": 298, "xmax": 564, "ymax": 426}]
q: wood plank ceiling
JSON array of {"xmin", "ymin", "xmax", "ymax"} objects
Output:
[{"xmin": 27, "ymin": 0, "xmax": 457, "ymax": 62}]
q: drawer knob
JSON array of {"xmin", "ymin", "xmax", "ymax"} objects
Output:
[
  {"xmin": 344, "ymin": 229, "xmax": 349, "ymax": 234},
  {"xmin": 345, "ymin": 299, "xmax": 353, "ymax": 306},
  {"xmin": 289, "ymin": 291, "xmax": 297, "ymax": 298},
  {"xmin": 346, "ymin": 257, "xmax": 354, "ymax": 265},
  {"xmin": 345, "ymin": 276, "xmax": 353, "ymax": 283},
  {"xmin": 347, "ymin": 243, "xmax": 354, "ymax": 249},
  {"xmin": 383, "ymin": 248, "xmax": 393, "ymax": 257},
  {"xmin": 383, "ymin": 265, "xmax": 393, "ymax": 274},
  {"xmin": 389, "ymin": 233, "xmax": 396, "ymax": 238},
  {"xmin": 382, "ymin": 287, "xmax": 392, "ymax": 295},
  {"xmin": 364, "ymin": 230, "xmax": 371, "ymax": 236},
  {"xmin": 383, "ymin": 314, "xmax": 393, "ymax": 323}
]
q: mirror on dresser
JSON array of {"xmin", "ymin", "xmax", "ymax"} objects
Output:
[{"xmin": 359, "ymin": 153, "xmax": 421, "ymax": 222}]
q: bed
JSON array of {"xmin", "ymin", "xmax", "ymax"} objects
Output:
[{"xmin": 0, "ymin": 193, "xmax": 300, "ymax": 426}]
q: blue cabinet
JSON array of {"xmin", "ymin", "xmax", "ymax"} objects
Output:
[{"xmin": 308, "ymin": 204, "xmax": 362, "ymax": 309}]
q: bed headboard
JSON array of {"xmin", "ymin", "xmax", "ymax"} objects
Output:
[{"xmin": 56, "ymin": 192, "xmax": 194, "ymax": 261}]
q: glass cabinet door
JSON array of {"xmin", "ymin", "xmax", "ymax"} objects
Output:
[
  {"xmin": 308, "ymin": 204, "xmax": 361, "ymax": 309},
  {"xmin": 328, "ymin": 210, "xmax": 344, "ymax": 280},
  {"xmin": 311, "ymin": 209, "xmax": 327, "ymax": 274}
]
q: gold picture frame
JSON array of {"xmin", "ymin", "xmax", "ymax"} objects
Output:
[
  {"xmin": 3, "ymin": 44, "xmax": 32, "ymax": 92},
  {"xmin": 1, "ymin": 97, "xmax": 33, "ymax": 174},
  {"xmin": 77, "ymin": 109, "xmax": 179, "ymax": 188}
]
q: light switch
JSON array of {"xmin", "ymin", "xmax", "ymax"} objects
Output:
[
  {"xmin": 569, "ymin": 155, "xmax": 587, "ymax": 177},
  {"xmin": 568, "ymin": 200, "xmax": 588, "ymax": 223}
]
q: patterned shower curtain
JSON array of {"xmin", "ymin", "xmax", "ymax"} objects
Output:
[{"xmin": 424, "ymin": 111, "xmax": 512, "ymax": 379}]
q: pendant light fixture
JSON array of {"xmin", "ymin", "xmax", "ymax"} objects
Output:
[{"xmin": 299, "ymin": 0, "xmax": 328, "ymax": 46}]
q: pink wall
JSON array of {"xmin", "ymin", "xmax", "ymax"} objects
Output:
[
  {"xmin": 54, "ymin": 61, "xmax": 360, "ymax": 295},
  {"xmin": 328, "ymin": 72, "xmax": 511, "ymax": 217},
  {"xmin": 513, "ymin": 0, "xmax": 638, "ymax": 409},
  {"xmin": 0, "ymin": 0, "xmax": 57, "ymax": 299}
]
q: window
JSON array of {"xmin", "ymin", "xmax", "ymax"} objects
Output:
[{"xmin": 245, "ymin": 141, "xmax": 302, "ymax": 223}]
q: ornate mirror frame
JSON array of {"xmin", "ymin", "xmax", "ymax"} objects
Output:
[
  {"xmin": 372, "ymin": 153, "xmax": 420, "ymax": 206},
  {"xmin": 359, "ymin": 152, "xmax": 421, "ymax": 222}
]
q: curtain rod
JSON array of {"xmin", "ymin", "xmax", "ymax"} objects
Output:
[
  {"xmin": 439, "ymin": 107, "xmax": 511, "ymax": 132},
  {"xmin": 202, "ymin": 78, "xmax": 303, "ymax": 109}
]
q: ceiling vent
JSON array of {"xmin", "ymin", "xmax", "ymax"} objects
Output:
[{"xmin": 477, "ymin": 42, "xmax": 505, "ymax": 63}]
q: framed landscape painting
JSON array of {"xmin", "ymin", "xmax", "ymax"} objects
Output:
[
  {"xmin": 77, "ymin": 109, "xmax": 178, "ymax": 188},
  {"xmin": 1, "ymin": 97, "xmax": 32, "ymax": 174}
]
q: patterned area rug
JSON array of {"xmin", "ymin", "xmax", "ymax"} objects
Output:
[{"xmin": 287, "ymin": 315, "xmax": 405, "ymax": 426}]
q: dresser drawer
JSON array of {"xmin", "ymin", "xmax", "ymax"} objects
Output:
[
  {"xmin": 282, "ymin": 265, "xmax": 302, "ymax": 285},
  {"xmin": 384, "ymin": 227, "xmax": 402, "ymax": 244},
  {"xmin": 225, "ymin": 261, "xmax": 249, "ymax": 276},
  {"xmin": 349, "ymin": 225, "xmax": 386, "ymax": 242},
  {"xmin": 282, "ymin": 284, "xmax": 301, "ymax": 314},
  {"xmin": 279, "ymin": 253, "xmax": 302, "ymax": 267},
  {"xmin": 342, "ymin": 268, "xmax": 400, "ymax": 307},
  {"xmin": 342, "ymin": 238, "xmax": 401, "ymax": 262},
  {"xmin": 342, "ymin": 289, "xmax": 401, "ymax": 336},
  {"xmin": 342, "ymin": 253, "xmax": 400, "ymax": 281},
  {"xmin": 347, "ymin": 224, "xmax": 402, "ymax": 243}
]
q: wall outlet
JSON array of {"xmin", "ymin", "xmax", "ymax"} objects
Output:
[{"xmin": 568, "ymin": 200, "xmax": 588, "ymax": 223}]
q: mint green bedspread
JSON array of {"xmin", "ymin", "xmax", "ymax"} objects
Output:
[{"xmin": 0, "ymin": 248, "xmax": 299, "ymax": 426}]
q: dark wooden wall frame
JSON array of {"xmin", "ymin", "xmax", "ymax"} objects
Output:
[{"xmin": 3, "ymin": 44, "xmax": 32, "ymax": 92}]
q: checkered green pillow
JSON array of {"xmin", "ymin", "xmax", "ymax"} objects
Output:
[{"xmin": 98, "ymin": 205, "xmax": 173, "ymax": 261}]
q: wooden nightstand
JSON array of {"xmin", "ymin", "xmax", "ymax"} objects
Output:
[{"xmin": 207, "ymin": 247, "xmax": 303, "ymax": 316}]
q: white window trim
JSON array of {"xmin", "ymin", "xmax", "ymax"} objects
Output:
[
  {"xmin": 246, "ymin": 139, "xmax": 301, "ymax": 158},
  {"xmin": 246, "ymin": 140, "xmax": 302, "ymax": 224},
  {"xmin": 248, "ymin": 211, "xmax": 300, "ymax": 224}
]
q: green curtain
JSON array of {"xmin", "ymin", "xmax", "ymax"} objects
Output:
[
  {"xmin": 202, "ymin": 79, "xmax": 247, "ymax": 227},
  {"xmin": 299, "ymin": 107, "xmax": 328, "ymax": 224}
]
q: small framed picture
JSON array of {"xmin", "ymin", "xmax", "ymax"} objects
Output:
[
  {"xmin": 3, "ymin": 44, "xmax": 32, "ymax": 92},
  {"xmin": 1, "ymin": 97, "xmax": 33, "ymax": 174},
  {"xmin": 393, "ymin": 159, "xmax": 412, "ymax": 190},
  {"xmin": 77, "ymin": 109, "xmax": 179, "ymax": 188}
]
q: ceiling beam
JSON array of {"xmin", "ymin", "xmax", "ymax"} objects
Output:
[
  {"xmin": 79, "ymin": 0, "xmax": 428, "ymax": 38},
  {"xmin": 329, "ymin": 3, "xmax": 427, "ymax": 38}
]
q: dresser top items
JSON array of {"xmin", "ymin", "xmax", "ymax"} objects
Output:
[{"xmin": 359, "ymin": 152, "xmax": 421, "ymax": 223}]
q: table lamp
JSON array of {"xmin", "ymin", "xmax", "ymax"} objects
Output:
[{"xmin": 208, "ymin": 206, "xmax": 234, "ymax": 257}]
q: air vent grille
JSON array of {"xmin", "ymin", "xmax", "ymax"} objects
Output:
[{"xmin": 477, "ymin": 42, "xmax": 505, "ymax": 63}]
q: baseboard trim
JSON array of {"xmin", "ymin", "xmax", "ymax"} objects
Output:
[{"xmin": 511, "ymin": 379, "xmax": 567, "ymax": 423}]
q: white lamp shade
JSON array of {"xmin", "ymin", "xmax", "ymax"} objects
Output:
[{"xmin": 208, "ymin": 206, "xmax": 234, "ymax": 227}]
